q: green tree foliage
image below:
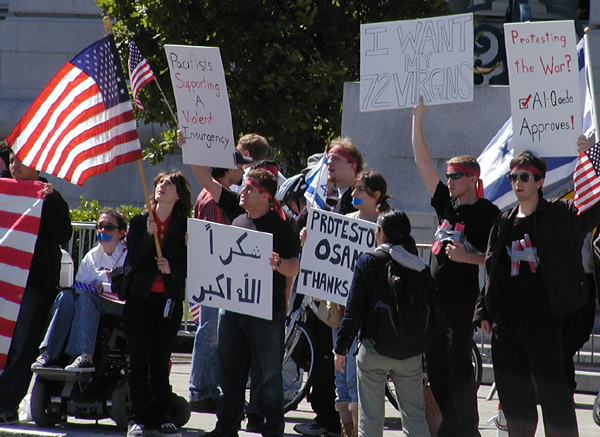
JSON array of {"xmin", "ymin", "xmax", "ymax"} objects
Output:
[{"xmin": 98, "ymin": 0, "xmax": 449, "ymax": 174}]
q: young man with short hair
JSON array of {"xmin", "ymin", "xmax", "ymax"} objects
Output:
[
  {"xmin": 475, "ymin": 137, "xmax": 600, "ymax": 436},
  {"xmin": 412, "ymin": 99, "xmax": 499, "ymax": 437}
]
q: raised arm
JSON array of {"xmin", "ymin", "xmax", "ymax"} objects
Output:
[
  {"xmin": 178, "ymin": 131, "xmax": 224, "ymax": 202},
  {"xmin": 412, "ymin": 96, "xmax": 441, "ymax": 197}
]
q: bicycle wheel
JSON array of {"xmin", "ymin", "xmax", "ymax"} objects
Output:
[
  {"xmin": 282, "ymin": 320, "xmax": 315, "ymax": 413},
  {"xmin": 593, "ymin": 392, "xmax": 600, "ymax": 426},
  {"xmin": 471, "ymin": 340, "xmax": 483, "ymax": 389}
]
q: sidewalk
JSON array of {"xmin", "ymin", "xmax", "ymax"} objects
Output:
[{"xmin": 0, "ymin": 352, "xmax": 598, "ymax": 436}]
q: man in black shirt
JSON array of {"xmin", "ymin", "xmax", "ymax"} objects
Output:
[{"xmin": 412, "ymin": 98, "xmax": 499, "ymax": 437}]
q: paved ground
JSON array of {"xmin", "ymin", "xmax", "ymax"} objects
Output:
[{"xmin": 0, "ymin": 352, "xmax": 598, "ymax": 436}]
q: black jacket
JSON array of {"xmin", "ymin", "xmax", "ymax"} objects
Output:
[
  {"xmin": 124, "ymin": 212, "xmax": 187, "ymax": 301},
  {"xmin": 475, "ymin": 197, "xmax": 600, "ymax": 322}
]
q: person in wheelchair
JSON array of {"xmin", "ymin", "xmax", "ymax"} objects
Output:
[{"xmin": 31, "ymin": 208, "xmax": 128, "ymax": 372}]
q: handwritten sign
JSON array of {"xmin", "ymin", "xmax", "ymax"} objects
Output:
[
  {"xmin": 360, "ymin": 13, "xmax": 474, "ymax": 111},
  {"xmin": 504, "ymin": 21, "xmax": 581, "ymax": 156},
  {"xmin": 297, "ymin": 208, "xmax": 377, "ymax": 305},
  {"xmin": 165, "ymin": 45, "xmax": 236, "ymax": 168},
  {"xmin": 187, "ymin": 218, "xmax": 273, "ymax": 320}
]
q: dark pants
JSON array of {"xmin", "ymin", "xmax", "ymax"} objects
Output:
[
  {"xmin": 123, "ymin": 292, "xmax": 182, "ymax": 430},
  {"xmin": 0, "ymin": 286, "xmax": 56, "ymax": 412},
  {"xmin": 562, "ymin": 274, "xmax": 597, "ymax": 393},
  {"xmin": 215, "ymin": 310, "xmax": 285, "ymax": 437},
  {"xmin": 305, "ymin": 311, "xmax": 341, "ymax": 433},
  {"xmin": 425, "ymin": 303, "xmax": 480, "ymax": 437},
  {"xmin": 493, "ymin": 297, "xmax": 578, "ymax": 437}
]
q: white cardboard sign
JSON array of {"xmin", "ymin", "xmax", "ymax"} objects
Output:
[
  {"xmin": 297, "ymin": 208, "xmax": 377, "ymax": 306},
  {"xmin": 360, "ymin": 13, "xmax": 474, "ymax": 111},
  {"xmin": 165, "ymin": 45, "xmax": 236, "ymax": 168},
  {"xmin": 187, "ymin": 218, "xmax": 273, "ymax": 320},
  {"xmin": 504, "ymin": 21, "xmax": 581, "ymax": 156}
]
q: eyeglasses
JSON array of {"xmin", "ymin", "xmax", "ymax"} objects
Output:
[
  {"xmin": 445, "ymin": 173, "xmax": 466, "ymax": 180},
  {"xmin": 507, "ymin": 172, "xmax": 540, "ymax": 183},
  {"xmin": 96, "ymin": 223, "xmax": 118, "ymax": 231}
]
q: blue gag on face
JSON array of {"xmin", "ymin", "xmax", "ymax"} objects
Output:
[
  {"xmin": 97, "ymin": 233, "xmax": 113, "ymax": 242},
  {"xmin": 351, "ymin": 197, "xmax": 362, "ymax": 205}
]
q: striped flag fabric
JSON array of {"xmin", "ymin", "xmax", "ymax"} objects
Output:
[
  {"xmin": 7, "ymin": 35, "xmax": 142, "ymax": 186},
  {"xmin": 0, "ymin": 179, "xmax": 44, "ymax": 372},
  {"xmin": 574, "ymin": 141, "xmax": 600, "ymax": 213},
  {"xmin": 304, "ymin": 153, "xmax": 329, "ymax": 210},
  {"xmin": 190, "ymin": 302, "xmax": 201, "ymax": 323},
  {"xmin": 128, "ymin": 40, "xmax": 156, "ymax": 111}
]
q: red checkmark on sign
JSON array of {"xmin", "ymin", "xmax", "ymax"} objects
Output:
[{"xmin": 521, "ymin": 94, "xmax": 532, "ymax": 108}]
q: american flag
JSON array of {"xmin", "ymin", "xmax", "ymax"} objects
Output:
[
  {"xmin": 574, "ymin": 141, "xmax": 600, "ymax": 214},
  {"xmin": 7, "ymin": 35, "xmax": 142, "ymax": 186},
  {"xmin": 0, "ymin": 179, "xmax": 44, "ymax": 372},
  {"xmin": 189, "ymin": 302, "xmax": 201, "ymax": 323},
  {"xmin": 128, "ymin": 40, "xmax": 156, "ymax": 111}
]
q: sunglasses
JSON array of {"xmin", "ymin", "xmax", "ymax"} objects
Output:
[
  {"xmin": 445, "ymin": 173, "xmax": 466, "ymax": 180},
  {"xmin": 507, "ymin": 172, "xmax": 540, "ymax": 183},
  {"xmin": 96, "ymin": 223, "xmax": 119, "ymax": 231}
]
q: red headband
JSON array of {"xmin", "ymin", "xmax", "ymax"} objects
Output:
[
  {"xmin": 257, "ymin": 164, "xmax": 278, "ymax": 177},
  {"xmin": 244, "ymin": 178, "xmax": 285, "ymax": 220},
  {"xmin": 446, "ymin": 163, "xmax": 484, "ymax": 198},
  {"xmin": 328, "ymin": 146, "xmax": 357, "ymax": 165},
  {"xmin": 510, "ymin": 163, "xmax": 543, "ymax": 177}
]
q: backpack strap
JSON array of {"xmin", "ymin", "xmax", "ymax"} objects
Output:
[{"xmin": 371, "ymin": 249, "xmax": 391, "ymax": 264}]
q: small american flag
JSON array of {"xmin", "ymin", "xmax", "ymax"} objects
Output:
[
  {"xmin": 574, "ymin": 141, "xmax": 600, "ymax": 214},
  {"xmin": 190, "ymin": 302, "xmax": 201, "ymax": 323},
  {"xmin": 128, "ymin": 41, "xmax": 156, "ymax": 111},
  {"xmin": 0, "ymin": 179, "xmax": 44, "ymax": 372},
  {"xmin": 7, "ymin": 35, "xmax": 142, "ymax": 186}
]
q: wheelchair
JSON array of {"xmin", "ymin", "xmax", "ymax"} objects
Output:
[{"xmin": 30, "ymin": 314, "xmax": 190, "ymax": 430}]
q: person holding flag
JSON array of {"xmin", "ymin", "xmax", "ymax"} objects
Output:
[
  {"xmin": 0, "ymin": 153, "xmax": 72, "ymax": 425},
  {"xmin": 475, "ymin": 138, "xmax": 600, "ymax": 436}
]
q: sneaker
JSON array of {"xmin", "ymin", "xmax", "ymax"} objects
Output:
[
  {"xmin": 160, "ymin": 422, "xmax": 182, "ymax": 437},
  {"xmin": 64, "ymin": 355, "xmax": 95, "ymax": 372},
  {"xmin": 246, "ymin": 413, "xmax": 264, "ymax": 433},
  {"xmin": 126, "ymin": 423, "xmax": 144, "ymax": 437},
  {"xmin": 0, "ymin": 409, "xmax": 19, "ymax": 425},
  {"xmin": 294, "ymin": 421, "xmax": 340, "ymax": 437},
  {"xmin": 189, "ymin": 397, "xmax": 218, "ymax": 413},
  {"xmin": 31, "ymin": 351, "xmax": 57, "ymax": 370}
]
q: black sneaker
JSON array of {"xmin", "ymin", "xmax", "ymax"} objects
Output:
[
  {"xmin": 160, "ymin": 422, "xmax": 182, "ymax": 437},
  {"xmin": 246, "ymin": 413, "xmax": 264, "ymax": 433},
  {"xmin": 31, "ymin": 351, "xmax": 57, "ymax": 370},
  {"xmin": 64, "ymin": 354, "xmax": 95, "ymax": 372},
  {"xmin": 126, "ymin": 423, "xmax": 144, "ymax": 437},
  {"xmin": 294, "ymin": 421, "xmax": 340, "ymax": 437}
]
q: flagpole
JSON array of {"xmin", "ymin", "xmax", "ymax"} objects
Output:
[
  {"xmin": 104, "ymin": 15, "xmax": 163, "ymax": 258},
  {"xmin": 153, "ymin": 77, "xmax": 179, "ymax": 126},
  {"xmin": 584, "ymin": 29, "xmax": 600, "ymax": 144}
]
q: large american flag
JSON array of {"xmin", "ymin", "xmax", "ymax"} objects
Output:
[
  {"xmin": 128, "ymin": 40, "xmax": 156, "ymax": 111},
  {"xmin": 0, "ymin": 179, "xmax": 44, "ymax": 372},
  {"xmin": 7, "ymin": 35, "xmax": 142, "ymax": 186},
  {"xmin": 574, "ymin": 141, "xmax": 600, "ymax": 214}
]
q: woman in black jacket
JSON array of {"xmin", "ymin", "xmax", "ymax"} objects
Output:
[{"xmin": 123, "ymin": 170, "xmax": 192, "ymax": 437}]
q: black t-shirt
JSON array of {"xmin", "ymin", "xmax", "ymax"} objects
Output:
[
  {"xmin": 430, "ymin": 181, "xmax": 500, "ymax": 304},
  {"xmin": 218, "ymin": 188, "xmax": 300, "ymax": 315}
]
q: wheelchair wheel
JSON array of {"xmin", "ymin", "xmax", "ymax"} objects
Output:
[
  {"xmin": 283, "ymin": 320, "xmax": 315, "ymax": 413},
  {"xmin": 110, "ymin": 377, "xmax": 130, "ymax": 430},
  {"xmin": 165, "ymin": 393, "xmax": 191, "ymax": 428},
  {"xmin": 30, "ymin": 376, "xmax": 62, "ymax": 427},
  {"xmin": 593, "ymin": 392, "xmax": 600, "ymax": 427}
]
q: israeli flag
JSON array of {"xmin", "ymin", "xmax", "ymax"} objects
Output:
[
  {"xmin": 478, "ymin": 37, "xmax": 595, "ymax": 211},
  {"xmin": 304, "ymin": 154, "xmax": 329, "ymax": 210}
]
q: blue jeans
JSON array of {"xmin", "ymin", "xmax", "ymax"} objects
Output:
[
  {"xmin": 65, "ymin": 292, "xmax": 123, "ymax": 357},
  {"xmin": 189, "ymin": 305, "xmax": 221, "ymax": 402},
  {"xmin": 332, "ymin": 328, "xmax": 357, "ymax": 403},
  {"xmin": 40, "ymin": 288, "xmax": 77, "ymax": 358},
  {"xmin": 215, "ymin": 311, "xmax": 285, "ymax": 437}
]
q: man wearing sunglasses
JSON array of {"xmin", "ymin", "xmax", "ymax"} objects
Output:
[
  {"xmin": 474, "ymin": 138, "xmax": 600, "ymax": 436},
  {"xmin": 412, "ymin": 98, "xmax": 500, "ymax": 437}
]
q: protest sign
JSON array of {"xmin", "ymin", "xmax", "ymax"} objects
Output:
[
  {"xmin": 297, "ymin": 208, "xmax": 377, "ymax": 306},
  {"xmin": 504, "ymin": 21, "xmax": 581, "ymax": 156},
  {"xmin": 187, "ymin": 218, "xmax": 273, "ymax": 320},
  {"xmin": 165, "ymin": 45, "xmax": 236, "ymax": 168},
  {"xmin": 360, "ymin": 13, "xmax": 473, "ymax": 111}
]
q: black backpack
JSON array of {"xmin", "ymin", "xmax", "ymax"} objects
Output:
[{"xmin": 364, "ymin": 250, "xmax": 434, "ymax": 361}]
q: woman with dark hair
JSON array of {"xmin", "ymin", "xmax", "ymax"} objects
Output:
[
  {"xmin": 123, "ymin": 170, "xmax": 192, "ymax": 437},
  {"xmin": 334, "ymin": 210, "xmax": 433, "ymax": 437}
]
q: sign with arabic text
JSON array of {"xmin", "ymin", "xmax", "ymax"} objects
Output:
[
  {"xmin": 187, "ymin": 218, "xmax": 273, "ymax": 320},
  {"xmin": 297, "ymin": 208, "xmax": 377, "ymax": 306}
]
